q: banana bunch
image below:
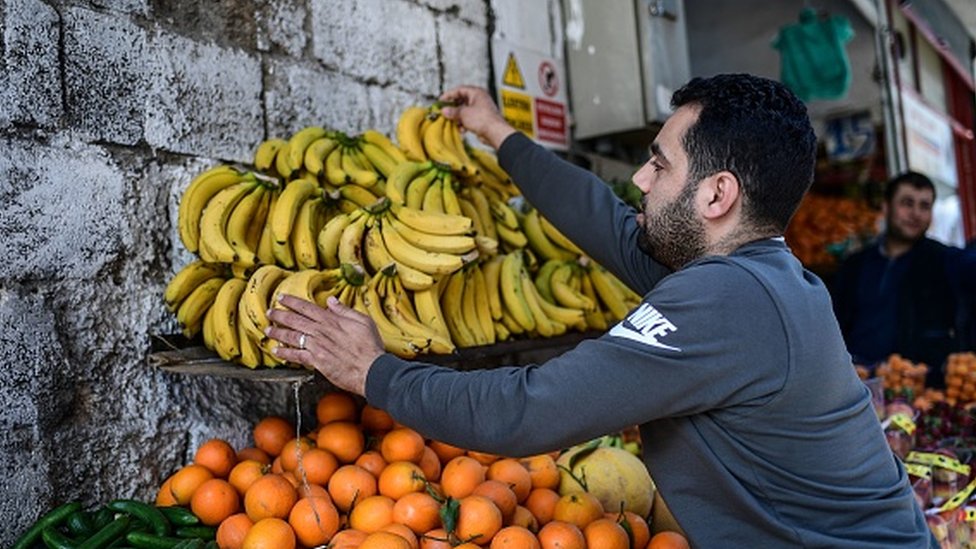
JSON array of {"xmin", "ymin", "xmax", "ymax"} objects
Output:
[
  {"xmin": 164, "ymin": 260, "xmax": 228, "ymax": 338},
  {"xmin": 396, "ymin": 106, "xmax": 479, "ymax": 177},
  {"xmin": 582, "ymin": 262, "xmax": 643, "ymax": 324},
  {"xmin": 521, "ymin": 207, "xmax": 583, "ymax": 262},
  {"xmin": 533, "ymin": 258, "xmax": 643, "ymax": 330},
  {"xmin": 178, "ymin": 166, "xmax": 261, "ymax": 255},
  {"xmin": 465, "ymin": 144, "xmax": 521, "ymax": 202},
  {"xmin": 438, "ymin": 263, "xmax": 498, "ymax": 348}
]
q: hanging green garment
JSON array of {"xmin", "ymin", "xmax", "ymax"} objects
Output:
[{"xmin": 772, "ymin": 7, "xmax": 854, "ymax": 101}]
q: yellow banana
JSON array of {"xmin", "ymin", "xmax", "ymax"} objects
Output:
[
  {"xmin": 494, "ymin": 320, "xmax": 511, "ymax": 341},
  {"xmin": 496, "ymin": 223, "xmax": 528, "ymax": 249},
  {"xmin": 337, "ymin": 213, "xmax": 368, "ymax": 268},
  {"xmin": 481, "ymin": 255, "xmax": 504, "ymax": 321},
  {"xmin": 500, "ymin": 253, "xmax": 535, "ymax": 332},
  {"xmin": 551, "ymin": 263, "xmax": 595, "ymax": 311},
  {"xmin": 291, "ymin": 197, "xmax": 324, "ymax": 270},
  {"xmin": 381, "ymin": 218, "xmax": 466, "ymax": 276},
  {"xmin": 381, "ymin": 274, "xmax": 455, "ymax": 354},
  {"xmin": 254, "ymin": 138, "xmax": 288, "ymax": 172},
  {"xmin": 520, "ymin": 271, "xmax": 558, "ymax": 337},
  {"xmin": 457, "ymin": 197, "xmax": 485, "ymax": 237},
  {"xmin": 287, "ymin": 126, "xmax": 329, "ymax": 172},
  {"xmin": 178, "ymin": 165, "xmax": 246, "ymax": 253},
  {"xmin": 580, "ymin": 270, "xmax": 608, "ymax": 330},
  {"xmin": 324, "ymin": 146, "xmax": 349, "ymax": 186},
  {"xmin": 202, "ymin": 304, "xmax": 216, "ymax": 352},
  {"xmin": 405, "ymin": 168, "xmax": 438, "ymax": 210},
  {"xmin": 275, "ymin": 141, "xmax": 294, "ymax": 179},
  {"xmin": 363, "ymin": 129, "xmax": 407, "ymax": 163},
  {"xmin": 396, "ymin": 106, "xmax": 429, "ymax": 162},
  {"xmin": 459, "ymin": 269, "xmax": 487, "ymax": 345},
  {"xmin": 413, "ymin": 285, "xmax": 451, "ymax": 341},
  {"xmin": 589, "ymin": 266, "xmax": 631, "ymax": 320},
  {"xmin": 176, "ymin": 277, "xmax": 225, "ymax": 338},
  {"xmin": 385, "ymin": 215, "xmax": 476, "ymax": 255},
  {"xmin": 539, "ymin": 214, "xmax": 583, "ymax": 255},
  {"xmin": 237, "ymin": 301, "xmax": 263, "ymax": 369},
  {"xmin": 211, "ymin": 278, "xmax": 247, "ymax": 361},
  {"xmin": 465, "ymin": 186, "xmax": 497, "ymax": 240},
  {"xmin": 198, "ymin": 180, "xmax": 261, "ymax": 264},
  {"xmin": 332, "ymin": 184, "xmax": 381, "ymax": 209},
  {"xmin": 422, "ymin": 178, "xmax": 445, "ymax": 213},
  {"xmin": 490, "ymin": 198, "xmax": 520, "ymax": 230},
  {"xmin": 468, "ymin": 146, "xmax": 512, "ymax": 185},
  {"xmin": 471, "ymin": 265, "xmax": 496, "ymax": 344},
  {"xmin": 386, "ymin": 161, "xmax": 433, "ymax": 205},
  {"xmin": 244, "ymin": 188, "xmax": 273, "ymax": 263},
  {"xmin": 272, "ymin": 268, "xmax": 338, "ymax": 311},
  {"xmin": 303, "ymin": 136, "xmax": 340, "ymax": 176},
  {"xmin": 389, "ymin": 201, "xmax": 473, "ymax": 236},
  {"xmin": 359, "ymin": 142, "xmax": 398, "ymax": 179},
  {"xmin": 523, "ymin": 208, "xmax": 577, "ymax": 261},
  {"xmin": 423, "ymin": 115, "xmax": 464, "ymax": 172},
  {"xmin": 443, "ymin": 117, "xmax": 478, "ymax": 177},
  {"xmin": 441, "ymin": 271, "xmax": 477, "ymax": 348},
  {"xmin": 342, "ymin": 146, "xmax": 379, "ymax": 187},
  {"xmin": 317, "ymin": 211, "xmax": 355, "ymax": 269},
  {"xmin": 164, "ymin": 260, "xmax": 225, "ymax": 311},
  {"xmin": 240, "ymin": 265, "xmax": 289, "ymax": 342},
  {"xmin": 363, "ymin": 221, "xmax": 395, "ymax": 274},
  {"xmin": 270, "ymin": 177, "xmax": 319, "ymax": 267},
  {"xmin": 501, "ymin": 309, "xmax": 526, "ymax": 335},
  {"xmin": 441, "ymin": 173, "xmax": 462, "ymax": 216},
  {"xmin": 362, "ymin": 278, "xmax": 431, "ymax": 358},
  {"xmin": 225, "ymin": 183, "xmax": 268, "ymax": 267},
  {"xmin": 534, "ymin": 259, "xmax": 563, "ymax": 304},
  {"xmin": 255, "ymin": 191, "xmax": 277, "ymax": 266}
]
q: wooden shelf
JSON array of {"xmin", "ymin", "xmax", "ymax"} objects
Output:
[{"xmin": 148, "ymin": 331, "xmax": 602, "ymax": 381}]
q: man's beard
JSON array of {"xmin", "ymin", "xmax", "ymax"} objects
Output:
[
  {"xmin": 885, "ymin": 215, "xmax": 925, "ymax": 246},
  {"xmin": 636, "ymin": 179, "xmax": 708, "ymax": 270}
]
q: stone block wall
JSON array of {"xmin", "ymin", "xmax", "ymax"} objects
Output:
[{"xmin": 0, "ymin": 0, "xmax": 492, "ymax": 541}]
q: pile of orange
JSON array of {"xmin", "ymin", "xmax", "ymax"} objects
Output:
[{"xmin": 155, "ymin": 391, "xmax": 689, "ymax": 549}]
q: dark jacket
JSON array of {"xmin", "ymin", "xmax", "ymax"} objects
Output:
[{"xmin": 832, "ymin": 237, "xmax": 957, "ymax": 386}]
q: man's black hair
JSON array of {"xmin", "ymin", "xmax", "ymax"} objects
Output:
[
  {"xmin": 884, "ymin": 171, "xmax": 935, "ymax": 203},
  {"xmin": 671, "ymin": 74, "xmax": 817, "ymax": 232}
]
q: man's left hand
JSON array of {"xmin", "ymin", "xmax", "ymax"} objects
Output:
[{"xmin": 265, "ymin": 295, "xmax": 384, "ymax": 396}]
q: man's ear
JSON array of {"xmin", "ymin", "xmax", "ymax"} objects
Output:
[{"xmin": 700, "ymin": 171, "xmax": 740, "ymax": 220}]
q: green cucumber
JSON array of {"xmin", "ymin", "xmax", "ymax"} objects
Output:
[
  {"xmin": 65, "ymin": 510, "xmax": 96, "ymax": 538},
  {"xmin": 41, "ymin": 526, "xmax": 79, "ymax": 549},
  {"xmin": 125, "ymin": 531, "xmax": 186, "ymax": 549},
  {"xmin": 12, "ymin": 501, "xmax": 83, "ymax": 549},
  {"xmin": 173, "ymin": 526, "xmax": 215, "ymax": 540},
  {"xmin": 78, "ymin": 515, "xmax": 131, "ymax": 549},
  {"xmin": 106, "ymin": 500, "xmax": 170, "ymax": 536},
  {"xmin": 155, "ymin": 506, "xmax": 200, "ymax": 527}
]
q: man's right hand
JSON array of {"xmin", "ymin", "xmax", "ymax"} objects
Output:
[{"xmin": 440, "ymin": 86, "xmax": 517, "ymax": 150}]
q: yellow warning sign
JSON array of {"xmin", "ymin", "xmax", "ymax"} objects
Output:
[
  {"xmin": 502, "ymin": 53, "xmax": 525, "ymax": 89},
  {"xmin": 500, "ymin": 89, "xmax": 533, "ymax": 137}
]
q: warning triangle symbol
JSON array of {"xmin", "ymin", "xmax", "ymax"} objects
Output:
[{"xmin": 502, "ymin": 53, "xmax": 525, "ymax": 89}]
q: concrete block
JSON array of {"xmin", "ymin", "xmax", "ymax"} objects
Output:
[
  {"xmin": 439, "ymin": 16, "xmax": 491, "ymax": 91},
  {"xmin": 265, "ymin": 61, "xmax": 374, "ymax": 137},
  {"xmin": 0, "ymin": 0, "xmax": 62, "ymax": 129},
  {"xmin": 0, "ymin": 133, "xmax": 128, "ymax": 281},
  {"xmin": 148, "ymin": 0, "xmax": 257, "ymax": 53},
  {"xmin": 89, "ymin": 0, "xmax": 149, "ymax": 15},
  {"xmin": 64, "ymin": 7, "xmax": 150, "ymax": 145},
  {"xmin": 145, "ymin": 30, "xmax": 263, "ymax": 163},
  {"xmin": 311, "ymin": 0, "xmax": 439, "ymax": 97},
  {"xmin": 256, "ymin": 0, "xmax": 307, "ymax": 56},
  {"xmin": 422, "ymin": 0, "xmax": 488, "ymax": 27}
]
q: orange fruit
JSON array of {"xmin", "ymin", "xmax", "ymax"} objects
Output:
[
  {"xmin": 538, "ymin": 520, "xmax": 586, "ymax": 549},
  {"xmin": 472, "ymin": 480, "xmax": 518, "ymax": 523},
  {"xmin": 455, "ymin": 495, "xmax": 503, "ymax": 546},
  {"xmin": 646, "ymin": 531, "xmax": 691, "ymax": 549},
  {"xmin": 241, "ymin": 517, "xmax": 295, "ymax": 549},
  {"xmin": 349, "ymin": 495, "xmax": 396, "ymax": 533},
  {"xmin": 455, "ymin": 544, "xmax": 481, "ymax": 549},
  {"xmin": 279, "ymin": 437, "xmax": 315, "ymax": 472},
  {"xmin": 243, "ymin": 473, "xmax": 298, "ymax": 521},
  {"xmin": 317, "ymin": 421, "xmax": 366, "ymax": 463},
  {"xmin": 511, "ymin": 505, "xmax": 539, "ymax": 532},
  {"xmin": 156, "ymin": 476, "xmax": 178, "ymax": 507},
  {"xmin": 380, "ymin": 428, "xmax": 426, "ymax": 464},
  {"xmin": 297, "ymin": 483, "xmax": 330, "ymax": 499},
  {"xmin": 288, "ymin": 496, "xmax": 340, "ymax": 547},
  {"xmin": 552, "ymin": 492, "xmax": 603, "ymax": 530},
  {"xmin": 361, "ymin": 404, "xmax": 396, "ymax": 433},
  {"xmin": 584, "ymin": 518, "xmax": 629, "ymax": 549},
  {"xmin": 525, "ymin": 488, "xmax": 560, "ymax": 525},
  {"xmin": 253, "ymin": 416, "xmax": 294, "ymax": 457},
  {"xmin": 356, "ymin": 450, "xmax": 389, "ymax": 478},
  {"xmin": 520, "ymin": 455, "xmax": 560, "ymax": 490},
  {"xmin": 380, "ymin": 522, "xmax": 420, "ymax": 549},
  {"xmin": 440, "ymin": 456, "xmax": 486, "ymax": 499},
  {"xmin": 419, "ymin": 528, "xmax": 451, "ymax": 549},
  {"xmin": 216, "ymin": 512, "xmax": 253, "ymax": 549},
  {"xmin": 229, "ymin": 460, "xmax": 268, "ymax": 496},
  {"xmin": 237, "ymin": 447, "xmax": 272, "ymax": 465},
  {"xmin": 418, "ymin": 446, "xmax": 442, "ymax": 483},
  {"xmin": 467, "ymin": 450, "xmax": 501, "ymax": 466},
  {"xmin": 393, "ymin": 492, "xmax": 442, "ymax": 535},
  {"xmin": 490, "ymin": 525, "xmax": 541, "ymax": 549},
  {"xmin": 191, "ymin": 478, "xmax": 241, "ymax": 526},
  {"xmin": 270, "ymin": 456, "xmax": 284, "ymax": 475},
  {"xmin": 487, "ymin": 459, "xmax": 532, "ymax": 503},
  {"xmin": 331, "ymin": 528, "xmax": 369, "ymax": 548},
  {"xmin": 301, "ymin": 447, "xmax": 340, "ymax": 486},
  {"xmin": 428, "ymin": 440, "xmax": 466, "ymax": 464},
  {"xmin": 169, "ymin": 464, "xmax": 214, "ymax": 505},
  {"xmin": 195, "ymin": 438, "xmax": 238, "ymax": 478},
  {"xmin": 378, "ymin": 461, "xmax": 427, "ymax": 500},
  {"xmin": 359, "ymin": 531, "xmax": 414, "ymax": 549},
  {"xmin": 317, "ymin": 391, "xmax": 359, "ymax": 425},
  {"xmin": 328, "ymin": 464, "xmax": 378, "ymax": 512},
  {"xmin": 607, "ymin": 512, "xmax": 650, "ymax": 549}
]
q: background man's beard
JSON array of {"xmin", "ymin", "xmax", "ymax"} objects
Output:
[
  {"xmin": 885, "ymin": 218, "xmax": 925, "ymax": 245},
  {"xmin": 637, "ymin": 185, "xmax": 707, "ymax": 270}
]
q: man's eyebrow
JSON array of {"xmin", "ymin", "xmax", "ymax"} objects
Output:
[{"xmin": 649, "ymin": 142, "xmax": 669, "ymax": 167}]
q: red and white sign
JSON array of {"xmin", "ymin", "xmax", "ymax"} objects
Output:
[
  {"xmin": 535, "ymin": 98, "xmax": 566, "ymax": 144},
  {"xmin": 492, "ymin": 38, "xmax": 569, "ymax": 150}
]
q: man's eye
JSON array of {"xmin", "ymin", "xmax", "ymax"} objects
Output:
[{"xmin": 651, "ymin": 161, "xmax": 664, "ymax": 172}]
